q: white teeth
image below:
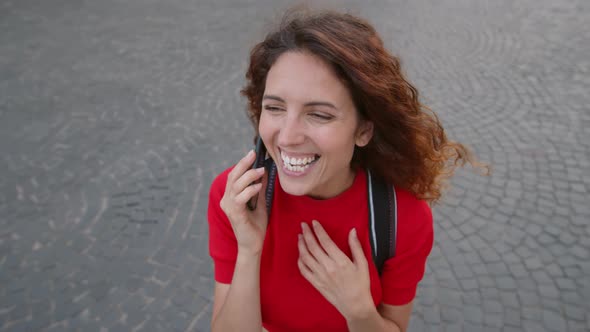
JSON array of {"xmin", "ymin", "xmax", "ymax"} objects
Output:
[
  {"xmin": 280, "ymin": 150, "xmax": 318, "ymax": 171},
  {"xmin": 287, "ymin": 163, "xmax": 307, "ymax": 173}
]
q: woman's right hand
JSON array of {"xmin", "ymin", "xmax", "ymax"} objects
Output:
[{"xmin": 220, "ymin": 150, "xmax": 269, "ymax": 256}]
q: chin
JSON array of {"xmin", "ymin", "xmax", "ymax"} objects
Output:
[{"xmin": 277, "ymin": 176, "xmax": 313, "ymax": 197}]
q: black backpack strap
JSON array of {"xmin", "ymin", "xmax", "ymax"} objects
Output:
[
  {"xmin": 264, "ymin": 158, "xmax": 277, "ymax": 217},
  {"xmin": 367, "ymin": 169, "xmax": 397, "ymax": 275}
]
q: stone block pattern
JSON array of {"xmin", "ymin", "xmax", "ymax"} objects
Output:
[{"xmin": 0, "ymin": 0, "xmax": 588, "ymax": 331}]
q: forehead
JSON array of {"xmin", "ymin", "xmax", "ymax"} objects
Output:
[{"xmin": 264, "ymin": 51, "xmax": 353, "ymax": 105}]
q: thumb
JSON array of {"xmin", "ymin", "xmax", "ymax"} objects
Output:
[{"xmin": 349, "ymin": 228, "xmax": 368, "ymax": 268}]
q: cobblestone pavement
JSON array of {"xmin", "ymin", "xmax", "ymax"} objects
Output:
[{"xmin": 1, "ymin": 0, "xmax": 589, "ymax": 331}]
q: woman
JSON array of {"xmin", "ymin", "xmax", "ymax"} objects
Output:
[{"xmin": 208, "ymin": 9, "xmax": 481, "ymax": 332}]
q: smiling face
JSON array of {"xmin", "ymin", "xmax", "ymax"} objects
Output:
[{"xmin": 259, "ymin": 51, "xmax": 373, "ymax": 199}]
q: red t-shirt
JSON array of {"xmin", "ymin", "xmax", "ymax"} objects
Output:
[{"xmin": 208, "ymin": 166, "xmax": 433, "ymax": 331}]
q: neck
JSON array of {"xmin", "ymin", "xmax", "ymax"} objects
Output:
[{"xmin": 308, "ymin": 167, "xmax": 357, "ymax": 200}]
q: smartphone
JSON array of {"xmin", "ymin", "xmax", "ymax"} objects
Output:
[{"xmin": 246, "ymin": 136, "xmax": 267, "ymax": 211}]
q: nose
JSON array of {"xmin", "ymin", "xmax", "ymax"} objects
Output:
[{"xmin": 277, "ymin": 112, "xmax": 305, "ymax": 146}]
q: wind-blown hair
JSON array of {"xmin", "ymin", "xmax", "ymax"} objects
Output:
[{"xmin": 241, "ymin": 9, "xmax": 486, "ymax": 203}]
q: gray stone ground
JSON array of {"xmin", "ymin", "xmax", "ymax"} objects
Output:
[{"xmin": 0, "ymin": 0, "xmax": 589, "ymax": 331}]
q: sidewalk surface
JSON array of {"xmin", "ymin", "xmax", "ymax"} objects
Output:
[{"xmin": 1, "ymin": 0, "xmax": 589, "ymax": 331}]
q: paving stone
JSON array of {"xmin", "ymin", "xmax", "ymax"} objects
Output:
[
  {"xmin": 2, "ymin": 1, "xmax": 589, "ymax": 331},
  {"xmin": 545, "ymin": 262, "xmax": 564, "ymax": 277},
  {"xmin": 531, "ymin": 270, "xmax": 553, "ymax": 285},
  {"xmin": 482, "ymin": 300, "xmax": 503, "ymax": 314},
  {"xmin": 558, "ymin": 232, "xmax": 577, "ymax": 245},
  {"xmin": 477, "ymin": 276, "xmax": 495, "ymax": 288},
  {"xmin": 518, "ymin": 290, "xmax": 540, "ymax": 306},
  {"xmin": 571, "ymin": 245, "xmax": 589, "ymax": 259},
  {"xmin": 437, "ymin": 289, "xmax": 462, "ymax": 308},
  {"xmin": 508, "ymin": 263, "xmax": 529, "ymax": 278},
  {"xmin": 8, "ymin": 304, "xmax": 28, "ymax": 321},
  {"xmin": 543, "ymin": 309, "xmax": 567, "ymax": 331},
  {"xmin": 564, "ymin": 305, "xmax": 587, "ymax": 321},
  {"xmin": 487, "ymin": 262, "xmax": 510, "ymax": 276},
  {"xmin": 470, "ymin": 263, "xmax": 488, "ymax": 276},
  {"xmin": 3, "ymin": 320, "xmax": 36, "ymax": 332},
  {"xmin": 562, "ymin": 291, "xmax": 584, "ymax": 306},
  {"xmin": 502, "ymin": 252, "xmax": 520, "ymax": 264},
  {"xmin": 463, "ymin": 306, "xmax": 483, "ymax": 323},
  {"xmin": 541, "ymin": 298, "xmax": 563, "ymax": 312},
  {"xmin": 192, "ymin": 309, "xmax": 213, "ymax": 332},
  {"xmin": 522, "ymin": 307, "xmax": 543, "ymax": 321},
  {"xmin": 539, "ymin": 285, "xmax": 560, "ymax": 299},
  {"xmin": 499, "ymin": 292, "xmax": 519, "ymax": 308},
  {"xmin": 483, "ymin": 313, "xmax": 503, "ymax": 329},
  {"xmin": 480, "ymin": 249, "xmax": 502, "ymax": 263},
  {"xmin": 463, "ymin": 322, "xmax": 484, "ymax": 331},
  {"xmin": 440, "ymin": 307, "xmax": 461, "ymax": 323},
  {"xmin": 452, "ymin": 264, "xmax": 474, "ymax": 279},
  {"xmin": 567, "ymin": 321, "xmax": 590, "ymax": 332},
  {"xmin": 503, "ymin": 327, "xmax": 522, "ymax": 332},
  {"xmin": 496, "ymin": 276, "xmax": 517, "ymax": 291},
  {"xmin": 504, "ymin": 309, "xmax": 521, "ymax": 327},
  {"xmin": 459, "ymin": 278, "xmax": 478, "ymax": 291},
  {"xmin": 555, "ymin": 278, "xmax": 577, "ymax": 290},
  {"xmin": 422, "ymin": 306, "xmax": 440, "ymax": 324}
]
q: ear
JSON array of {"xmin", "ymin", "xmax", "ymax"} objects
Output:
[{"xmin": 355, "ymin": 120, "xmax": 374, "ymax": 147}]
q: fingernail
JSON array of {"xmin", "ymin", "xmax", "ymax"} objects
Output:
[
  {"xmin": 257, "ymin": 167, "xmax": 265, "ymax": 173},
  {"xmin": 312, "ymin": 220, "xmax": 319, "ymax": 227},
  {"xmin": 248, "ymin": 150, "xmax": 254, "ymax": 157},
  {"xmin": 301, "ymin": 222, "xmax": 306, "ymax": 231},
  {"xmin": 352, "ymin": 228, "xmax": 357, "ymax": 237}
]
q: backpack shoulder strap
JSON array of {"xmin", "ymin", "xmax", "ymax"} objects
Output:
[
  {"xmin": 264, "ymin": 158, "xmax": 277, "ymax": 217},
  {"xmin": 366, "ymin": 169, "xmax": 397, "ymax": 275}
]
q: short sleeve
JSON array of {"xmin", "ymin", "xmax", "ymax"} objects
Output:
[
  {"xmin": 380, "ymin": 190, "xmax": 434, "ymax": 305},
  {"xmin": 208, "ymin": 167, "xmax": 238, "ymax": 284}
]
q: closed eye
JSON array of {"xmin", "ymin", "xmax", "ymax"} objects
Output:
[
  {"xmin": 264, "ymin": 105, "xmax": 284, "ymax": 112},
  {"xmin": 310, "ymin": 113, "xmax": 333, "ymax": 120}
]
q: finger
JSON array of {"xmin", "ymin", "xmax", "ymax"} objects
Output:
[
  {"xmin": 297, "ymin": 257, "xmax": 317, "ymax": 285},
  {"xmin": 227, "ymin": 150, "xmax": 256, "ymax": 188},
  {"xmin": 301, "ymin": 223, "xmax": 332, "ymax": 266},
  {"xmin": 232, "ymin": 167, "xmax": 265, "ymax": 194},
  {"xmin": 349, "ymin": 228, "xmax": 368, "ymax": 269},
  {"xmin": 298, "ymin": 233, "xmax": 323, "ymax": 273},
  {"xmin": 311, "ymin": 220, "xmax": 348, "ymax": 261},
  {"xmin": 233, "ymin": 182, "xmax": 263, "ymax": 205}
]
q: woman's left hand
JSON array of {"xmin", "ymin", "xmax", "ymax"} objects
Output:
[{"xmin": 297, "ymin": 220, "xmax": 374, "ymax": 320}]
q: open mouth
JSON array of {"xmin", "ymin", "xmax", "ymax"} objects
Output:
[{"xmin": 279, "ymin": 149, "xmax": 320, "ymax": 173}]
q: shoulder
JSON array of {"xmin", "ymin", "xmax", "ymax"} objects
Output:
[
  {"xmin": 209, "ymin": 166, "xmax": 235, "ymax": 199},
  {"xmin": 394, "ymin": 188, "xmax": 432, "ymax": 225},
  {"xmin": 393, "ymin": 187, "xmax": 433, "ymax": 250}
]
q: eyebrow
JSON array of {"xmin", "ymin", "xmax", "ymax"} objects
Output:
[{"xmin": 262, "ymin": 95, "xmax": 338, "ymax": 110}]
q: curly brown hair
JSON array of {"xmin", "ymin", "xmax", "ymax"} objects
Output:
[{"xmin": 241, "ymin": 9, "xmax": 486, "ymax": 203}]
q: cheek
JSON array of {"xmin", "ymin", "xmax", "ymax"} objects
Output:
[
  {"xmin": 258, "ymin": 114, "xmax": 272, "ymax": 139},
  {"xmin": 258, "ymin": 114, "xmax": 279, "ymax": 151},
  {"xmin": 314, "ymin": 129, "xmax": 357, "ymax": 156}
]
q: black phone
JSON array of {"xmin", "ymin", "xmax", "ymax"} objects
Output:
[{"xmin": 246, "ymin": 136, "xmax": 266, "ymax": 211}]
